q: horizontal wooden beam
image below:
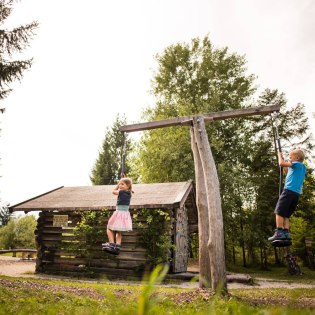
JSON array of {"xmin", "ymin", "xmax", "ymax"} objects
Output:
[{"xmin": 120, "ymin": 104, "xmax": 281, "ymax": 133}]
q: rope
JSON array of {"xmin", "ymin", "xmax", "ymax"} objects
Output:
[
  {"xmin": 270, "ymin": 111, "xmax": 283, "ymax": 196},
  {"xmin": 120, "ymin": 132, "xmax": 127, "ymax": 178}
]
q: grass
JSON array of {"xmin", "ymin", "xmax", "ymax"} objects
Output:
[
  {"xmin": 0, "ymin": 267, "xmax": 315, "ymax": 315},
  {"xmin": 227, "ymin": 262, "xmax": 315, "ymax": 283},
  {"xmin": 1, "ymin": 256, "xmax": 315, "ymax": 313}
]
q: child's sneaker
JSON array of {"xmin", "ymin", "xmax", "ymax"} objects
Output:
[
  {"xmin": 102, "ymin": 243, "xmax": 121, "ymax": 255},
  {"xmin": 115, "ymin": 244, "xmax": 121, "ymax": 253},
  {"xmin": 102, "ymin": 242, "xmax": 115, "ymax": 248},
  {"xmin": 284, "ymin": 230, "xmax": 292, "ymax": 240},
  {"xmin": 268, "ymin": 229, "xmax": 286, "ymax": 241}
]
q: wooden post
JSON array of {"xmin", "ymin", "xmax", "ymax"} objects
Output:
[
  {"xmin": 192, "ymin": 116, "xmax": 227, "ymax": 292},
  {"xmin": 190, "ymin": 127, "xmax": 211, "ymax": 288}
]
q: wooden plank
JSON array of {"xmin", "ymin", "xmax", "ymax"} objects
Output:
[
  {"xmin": 174, "ymin": 180, "xmax": 193, "ymax": 209},
  {"xmin": 55, "ymin": 250, "xmax": 146, "ymax": 260},
  {"xmin": 173, "ymin": 207, "xmax": 189, "ymax": 273},
  {"xmin": 42, "ymin": 241, "xmax": 63, "ymax": 248},
  {"xmin": 189, "ymin": 224, "xmax": 198, "ymax": 233},
  {"xmin": 120, "ymin": 104, "xmax": 281, "ymax": 133}
]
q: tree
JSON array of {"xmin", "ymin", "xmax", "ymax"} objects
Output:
[
  {"xmin": 136, "ymin": 35, "xmax": 256, "ymax": 183},
  {"xmin": 0, "ymin": 0, "xmax": 38, "ymax": 110},
  {"xmin": 90, "ymin": 115, "xmax": 132, "ymax": 185},
  {"xmin": 0, "ymin": 0, "xmax": 38, "ymax": 208},
  {"xmin": 0, "ymin": 201, "xmax": 10, "ymax": 225},
  {"xmin": 0, "ymin": 214, "xmax": 36, "ymax": 249},
  {"xmin": 297, "ymin": 167, "xmax": 315, "ymax": 232}
]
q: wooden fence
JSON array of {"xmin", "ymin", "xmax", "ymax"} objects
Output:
[{"xmin": 0, "ymin": 249, "xmax": 37, "ymax": 260}]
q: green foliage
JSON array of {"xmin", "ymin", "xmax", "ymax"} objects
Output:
[
  {"xmin": 190, "ymin": 233, "xmax": 199, "ymax": 259},
  {"xmin": 297, "ymin": 166, "xmax": 315, "ymax": 232},
  {"xmin": 0, "ymin": 215, "xmax": 36, "ymax": 249},
  {"xmin": 132, "ymin": 127, "xmax": 192, "ymax": 183},
  {"xmin": 0, "ymin": 203, "xmax": 11, "ymax": 226},
  {"xmin": 90, "ymin": 114, "xmax": 133, "ymax": 185},
  {"xmin": 0, "ymin": 219, "xmax": 15, "ymax": 248},
  {"xmin": 0, "ymin": 0, "xmax": 38, "ymax": 103},
  {"xmin": 134, "ymin": 209, "xmax": 175, "ymax": 267},
  {"xmin": 135, "ymin": 35, "xmax": 256, "ymax": 183},
  {"xmin": 67, "ymin": 210, "xmax": 110, "ymax": 264},
  {"xmin": 137, "ymin": 264, "xmax": 169, "ymax": 315},
  {"xmin": 290, "ymin": 217, "xmax": 309, "ymax": 262}
]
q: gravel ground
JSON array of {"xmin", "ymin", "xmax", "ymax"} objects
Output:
[{"xmin": 1, "ymin": 256, "xmax": 315, "ymax": 289}]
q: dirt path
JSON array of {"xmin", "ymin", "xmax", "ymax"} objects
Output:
[
  {"xmin": 1, "ymin": 256, "xmax": 315, "ymax": 289},
  {"xmin": 0, "ymin": 256, "xmax": 36, "ymax": 277}
]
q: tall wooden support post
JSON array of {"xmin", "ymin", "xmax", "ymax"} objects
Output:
[
  {"xmin": 190, "ymin": 127, "xmax": 211, "ymax": 288},
  {"xmin": 192, "ymin": 116, "xmax": 227, "ymax": 292}
]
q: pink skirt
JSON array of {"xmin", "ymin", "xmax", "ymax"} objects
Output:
[{"xmin": 107, "ymin": 207, "xmax": 132, "ymax": 232}]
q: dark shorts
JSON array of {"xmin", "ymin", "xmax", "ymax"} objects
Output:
[{"xmin": 275, "ymin": 189, "xmax": 300, "ymax": 218}]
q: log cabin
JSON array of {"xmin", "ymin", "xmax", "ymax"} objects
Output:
[{"xmin": 9, "ymin": 181, "xmax": 198, "ymax": 279}]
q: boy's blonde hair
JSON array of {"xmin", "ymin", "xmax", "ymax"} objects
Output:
[
  {"xmin": 291, "ymin": 149, "xmax": 305, "ymax": 162},
  {"xmin": 120, "ymin": 177, "xmax": 134, "ymax": 193}
]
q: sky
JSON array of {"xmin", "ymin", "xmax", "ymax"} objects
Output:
[{"xmin": 0, "ymin": 0, "xmax": 314, "ymax": 206}]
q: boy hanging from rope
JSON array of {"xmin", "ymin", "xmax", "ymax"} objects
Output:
[{"xmin": 268, "ymin": 148, "xmax": 307, "ymax": 243}]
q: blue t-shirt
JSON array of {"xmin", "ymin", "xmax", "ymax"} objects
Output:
[
  {"xmin": 284, "ymin": 161, "xmax": 306, "ymax": 194},
  {"xmin": 117, "ymin": 190, "xmax": 131, "ymax": 206}
]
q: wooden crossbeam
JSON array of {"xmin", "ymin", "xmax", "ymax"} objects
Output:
[{"xmin": 120, "ymin": 104, "xmax": 280, "ymax": 133}]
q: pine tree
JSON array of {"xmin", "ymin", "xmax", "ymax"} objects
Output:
[
  {"xmin": 0, "ymin": 202, "xmax": 10, "ymax": 225},
  {"xmin": 90, "ymin": 115, "xmax": 132, "ymax": 185},
  {"xmin": 0, "ymin": 0, "xmax": 38, "ymax": 109},
  {"xmin": 0, "ymin": 0, "xmax": 38, "ymax": 208}
]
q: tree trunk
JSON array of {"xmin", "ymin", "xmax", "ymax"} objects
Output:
[
  {"xmin": 232, "ymin": 244, "xmax": 236, "ymax": 265},
  {"xmin": 190, "ymin": 127, "xmax": 211, "ymax": 288},
  {"xmin": 240, "ymin": 215, "xmax": 247, "ymax": 267},
  {"xmin": 263, "ymin": 247, "xmax": 268, "ymax": 270},
  {"xmin": 274, "ymin": 247, "xmax": 281, "ymax": 265},
  {"xmin": 192, "ymin": 116, "xmax": 227, "ymax": 293}
]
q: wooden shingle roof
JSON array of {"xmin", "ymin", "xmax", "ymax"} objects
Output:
[{"xmin": 9, "ymin": 181, "xmax": 194, "ymax": 212}]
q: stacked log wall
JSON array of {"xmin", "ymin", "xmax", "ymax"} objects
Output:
[{"xmin": 35, "ymin": 207, "xmax": 190, "ymax": 278}]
